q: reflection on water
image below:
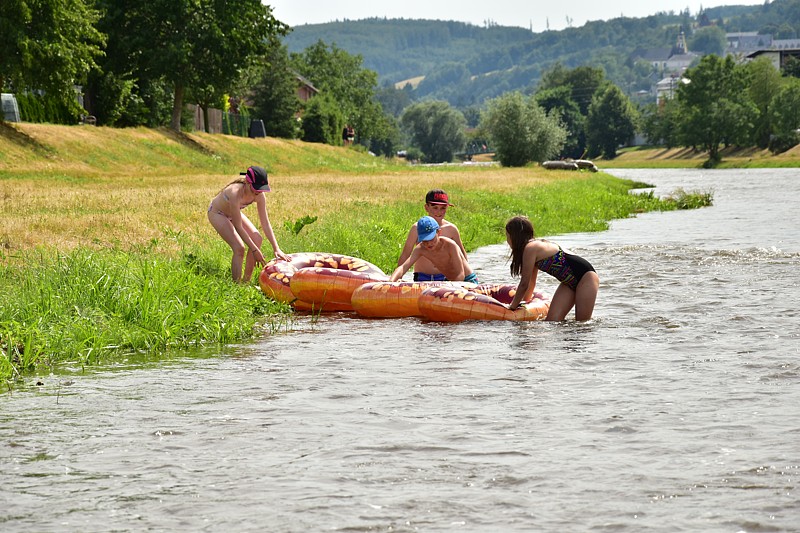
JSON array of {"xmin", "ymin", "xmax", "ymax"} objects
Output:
[{"xmin": 1, "ymin": 169, "xmax": 799, "ymax": 532}]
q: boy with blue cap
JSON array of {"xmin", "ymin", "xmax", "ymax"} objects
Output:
[
  {"xmin": 397, "ymin": 189, "xmax": 467, "ymax": 281},
  {"xmin": 390, "ymin": 216, "xmax": 478, "ymax": 284}
]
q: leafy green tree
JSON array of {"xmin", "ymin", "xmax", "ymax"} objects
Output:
[
  {"xmin": 535, "ymin": 86, "xmax": 586, "ymax": 158},
  {"xmin": 746, "ymin": 56, "xmax": 784, "ymax": 148},
  {"xmin": 0, "ymin": 0, "xmax": 104, "ymax": 109},
  {"xmin": 374, "ymin": 83, "xmax": 413, "ymax": 118},
  {"xmin": 769, "ymin": 78, "xmax": 800, "ymax": 153},
  {"xmin": 539, "ymin": 64, "xmax": 607, "ymax": 115},
  {"xmin": 641, "ymin": 99, "xmax": 681, "ymax": 148},
  {"xmin": 689, "ymin": 26, "xmax": 727, "ymax": 56},
  {"xmin": 480, "ymin": 92, "xmax": 567, "ymax": 167},
  {"xmin": 400, "ymin": 100, "xmax": 466, "ymax": 163},
  {"xmin": 784, "ymin": 56, "xmax": 800, "ymax": 78},
  {"xmin": 96, "ymin": 0, "xmax": 288, "ymax": 131},
  {"xmin": 300, "ymin": 94, "xmax": 344, "ymax": 144},
  {"xmin": 586, "ymin": 85, "xmax": 639, "ymax": 159},
  {"xmin": 676, "ymin": 54, "xmax": 758, "ymax": 163},
  {"xmin": 249, "ymin": 44, "xmax": 301, "ymax": 138},
  {"xmin": 292, "ymin": 40, "xmax": 386, "ymax": 145}
]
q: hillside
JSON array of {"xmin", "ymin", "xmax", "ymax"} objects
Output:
[{"xmin": 282, "ymin": 1, "xmax": 800, "ymax": 107}]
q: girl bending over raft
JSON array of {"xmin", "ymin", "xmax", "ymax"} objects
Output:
[
  {"xmin": 208, "ymin": 166, "xmax": 289, "ymax": 283},
  {"xmin": 505, "ymin": 216, "xmax": 599, "ymax": 321}
]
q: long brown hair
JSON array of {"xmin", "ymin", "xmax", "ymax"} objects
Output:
[{"xmin": 506, "ymin": 216, "xmax": 534, "ymax": 277}]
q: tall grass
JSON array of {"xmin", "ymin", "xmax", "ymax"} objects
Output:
[
  {"xmin": 0, "ymin": 123, "xmax": 717, "ymax": 385},
  {"xmin": 0, "ymin": 241, "xmax": 290, "ymax": 383}
]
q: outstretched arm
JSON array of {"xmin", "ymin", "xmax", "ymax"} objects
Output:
[
  {"xmin": 256, "ymin": 196, "xmax": 289, "ymax": 261},
  {"xmin": 508, "ymin": 244, "xmax": 539, "ymax": 310},
  {"xmin": 397, "ymin": 224, "xmax": 418, "ymax": 267},
  {"xmin": 391, "ymin": 245, "xmax": 421, "ymax": 281}
]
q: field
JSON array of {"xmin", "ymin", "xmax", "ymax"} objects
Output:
[{"xmin": 0, "ymin": 122, "xmax": 726, "ymax": 384}]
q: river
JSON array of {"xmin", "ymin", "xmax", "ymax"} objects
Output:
[{"xmin": 2, "ymin": 168, "xmax": 798, "ymax": 532}]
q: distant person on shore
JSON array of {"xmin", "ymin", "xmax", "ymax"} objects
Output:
[
  {"xmin": 391, "ymin": 216, "xmax": 478, "ymax": 284},
  {"xmin": 342, "ymin": 124, "xmax": 355, "ymax": 146},
  {"xmin": 397, "ymin": 189, "xmax": 467, "ymax": 281},
  {"xmin": 505, "ymin": 215, "xmax": 599, "ymax": 321},
  {"xmin": 207, "ymin": 165, "xmax": 289, "ymax": 283}
]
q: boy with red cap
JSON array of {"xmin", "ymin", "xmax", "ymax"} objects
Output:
[
  {"xmin": 397, "ymin": 189, "xmax": 467, "ymax": 281},
  {"xmin": 391, "ymin": 216, "xmax": 477, "ymax": 284}
]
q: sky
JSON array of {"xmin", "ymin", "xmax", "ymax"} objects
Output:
[{"xmin": 266, "ymin": 0, "xmax": 765, "ymax": 33}]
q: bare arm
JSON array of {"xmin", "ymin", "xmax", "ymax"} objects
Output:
[
  {"xmin": 256, "ymin": 195, "xmax": 289, "ymax": 261},
  {"xmin": 228, "ymin": 203, "xmax": 264, "ymax": 264},
  {"xmin": 451, "ymin": 225, "xmax": 467, "ymax": 259},
  {"xmin": 397, "ymin": 224, "xmax": 418, "ymax": 267},
  {"xmin": 508, "ymin": 243, "xmax": 540, "ymax": 310},
  {"xmin": 391, "ymin": 245, "xmax": 422, "ymax": 281}
]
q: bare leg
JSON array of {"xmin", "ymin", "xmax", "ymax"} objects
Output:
[
  {"xmin": 573, "ymin": 271, "xmax": 599, "ymax": 321},
  {"xmin": 208, "ymin": 210, "xmax": 246, "ymax": 282},
  {"xmin": 240, "ymin": 214, "xmax": 262, "ymax": 282},
  {"xmin": 546, "ymin": 284, "xmax": 576, "ymax": 321}
]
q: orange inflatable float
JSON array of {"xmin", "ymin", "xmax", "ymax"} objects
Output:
[
  {"xmin": 418, "ymin": 285, "xmax": 550, "ymax": 322},
  {"xmin": 258, "ymin": 253, "xmax": 388, "ymax": 312},
  {"xmin": 351, "ymin": 281, "xmax": 474, "ymax": 318},
  {"xmin": 352, "ymin": 281, "xmax": 550, "ymax": 322}
]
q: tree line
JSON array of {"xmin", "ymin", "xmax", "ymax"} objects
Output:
[{"xmin": 3, "ymin": 1, "xmax": 800, "ymax": 166}]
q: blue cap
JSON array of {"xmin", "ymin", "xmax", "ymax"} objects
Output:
[{"xmin": 416, "ymin": 216, "xmax": 439, "ymax": 242}]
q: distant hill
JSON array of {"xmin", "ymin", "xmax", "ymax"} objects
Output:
[{"xmin": 282, "ymin": 1, "xmax": 800, "ymax": 108}]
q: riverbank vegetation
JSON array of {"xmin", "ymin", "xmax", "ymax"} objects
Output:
[{"xmin": 0, "ymin": 124, "xmax": 711, "ymax": 385}]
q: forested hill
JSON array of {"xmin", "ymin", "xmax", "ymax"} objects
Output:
[{"xmin": 281, "ymin": 1, "xmax": 800, "ymax": 107}]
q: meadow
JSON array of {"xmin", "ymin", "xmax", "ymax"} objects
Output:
[{"xmin": 0, "ymin": 123, "xmax": 710, "ymax": 385}]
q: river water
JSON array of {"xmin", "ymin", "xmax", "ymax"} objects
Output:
[{"xmin": 2, "ymin": 169, "xmax": 798, "ymax": 532}]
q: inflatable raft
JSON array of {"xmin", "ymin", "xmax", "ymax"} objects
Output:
[
  {"xmin": 259, "ymin": 253, "xmax": 551, "ymax": 322},
  {"xmin": 258, "ymin": 253, "xmax": 388, "ymax": 312},
  {"xmin": 418, "ymin": 285, "xmax": 550, "ymax": 322},
  {"xmin": 351, "ymin": 281, "xmax": 550, "ymax": 322}
]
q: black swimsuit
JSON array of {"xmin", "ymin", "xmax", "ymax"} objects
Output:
[{"xmin": 536, "ymin": 246, "xmax": 595, "ymax": 290}]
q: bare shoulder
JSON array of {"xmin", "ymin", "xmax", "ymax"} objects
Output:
[
  {"xmin": 439, "ymin": 220, "xmax": 460, "ymax": 236},
  {"xmin": 527, "ymin": 239, "xmax": 559, "ymax": 256}
]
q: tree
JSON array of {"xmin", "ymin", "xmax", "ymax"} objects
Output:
[
  {"xmin": 480, "ymin": 92, "xmax": 567, "ymax": 167},
  {"xmin": 292, "ymin": 40, "xmax": 386, "ymax": 146},
  {"xmin": 249, "ymin": 44, "xmax": 301, "ymax": 138},
  {"xmin": 539, "ymin": 64, "xmax": 607, "ymax": 115},
  {"xmin": 300, "ymin": 94, "xmax": 344, "ymax": 144},
  {"xmin": 400, "ymin": 100, "xmax": 466, "ymax": 163},
  {"xmin": 769, "ymin": 78, "xmax": 800, "ymax": 153},
  {"xmin": 586, "ymin": 85, "xmax": 639, "ymax": 159},
  {"xmin": 535, "ymin": 86, "xmax": 586, "ymax": 158},
  {"xmin": 641, "ymin": 99, "xmax": 681, "ymax": 148},
  {"xmin": 676, "ymin": 54, "xmax": 758, "ymax": 163},
  {"xmin": 689, "ymin": 26, "xmax": 727, "ymax": 56},
  {"xmin": 0, "ymin": 0, "xmax": 104, "ymax": 107},
  {"xmin": 96, "ymin": 0, "xmax": 288, "ymax": 131},
  {"xmin": 784, "ymin": 56, "xmax": 800, "ymax": 78},
  {"xmin": 746, "ymin": 56, "xmax": 784, "ymax": 148}
]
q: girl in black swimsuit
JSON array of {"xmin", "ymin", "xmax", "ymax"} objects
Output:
[{"xmin": 505, "ymin": 216, "xmax": 599, "ymax": 321}]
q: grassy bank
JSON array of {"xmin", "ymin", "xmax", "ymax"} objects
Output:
[
  {"xmin": 0, "ymin": 123, "xmax": 706, "ymax": 385},
  {"xmin": 605, "ymin": 144, "xmax": 800, "ymax": 168}
]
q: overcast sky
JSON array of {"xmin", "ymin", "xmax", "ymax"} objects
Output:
[{"xmin": 266, "ymin": 0, "xmax": 764, "ymax": 33}]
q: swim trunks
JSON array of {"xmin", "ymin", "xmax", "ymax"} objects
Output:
[
  {"xmin": 463, "ymin": 272, "xmax": 479, "ymax": 284},
  {"xmin": 413, "ymin": 272, "xmax": 447, "ymax": 282},
  {"xmin": 536, "ymin": 247, "xmax": 595, "ymax": 290}
]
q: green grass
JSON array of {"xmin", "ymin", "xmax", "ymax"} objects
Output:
[{"xmin": 0, "ymin": 123, "xmax": 717, "ymax": 387}]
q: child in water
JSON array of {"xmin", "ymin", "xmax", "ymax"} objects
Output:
[
  {"xmin": 397, "ymin": 189, "xmax": 467, "ymax": 281},
  {"xmin": 392, "ymin": 216, "xmax": 478, "ymax": 284},
  {"xmin": 207, "ymin": 166, "xmax": 289, "ymax": 282},
  {"xmin": 505, "ymin": 215, "xmax": 599, "ymax": 321}
]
